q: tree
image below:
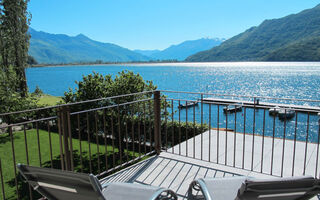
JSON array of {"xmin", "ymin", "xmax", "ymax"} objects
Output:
[
  {"xmin": 27, "ymin": 55, "xmax": 38, "ymax": 65},
  {"xmin": 0, "ymin": 66, "xmax": 37, "ymax": 122},
  {"xmin": 0, "ymin": 0, "xmax": 31, "ymax": 96},
  {"xmin": 63, "ymin": 70, "xmax": 156, "ymax": 110},
  {"xmin": 63, "ymin": 70, "xmax": 157, "ymax": 155}
]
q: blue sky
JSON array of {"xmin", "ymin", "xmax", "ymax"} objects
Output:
[{"xmin": 29, "ymin": 0, "xmax": 319, "ymax": 50}]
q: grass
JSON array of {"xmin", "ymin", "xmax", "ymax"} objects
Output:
[
  {"xmin": 0, "ymin": 128, "xmax": 140, "ymax": 200},
  {"xmin": 37, "ymin": 94, "xmax": 63, "ymax": 106}
]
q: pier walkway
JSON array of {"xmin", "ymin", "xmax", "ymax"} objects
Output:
[{"xmin": 203, "ymin": 97, "xmax": 320, "ymax": 113}]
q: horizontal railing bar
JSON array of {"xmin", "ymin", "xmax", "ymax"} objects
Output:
[
  {"xmin": 1, "ymin": 116, "xmax": 58, "ymax": 128},
  {"xmin": 0, "ymin": 105, "xmax": 59, "ymax": 116},
  {"xmin": 0, "ymin": 90, "xmax": 155, "ymax": 116},
  {"xmin": 70, "ymin": 98, "xmax": 153, "ymax": 115}
]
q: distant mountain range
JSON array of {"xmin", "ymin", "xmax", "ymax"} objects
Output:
[
  {"xmin": 28, "ymin": 28, "xmax": 150, "ymax": 64},
  {"xmin": 29, "ymin": 28, "xmax": 224, "ymax": 64},
  {"xmin": 187, "ymin": 4, "xmax": 320, "ymax": 61},
  {"xmin": 134, "ymin": 38, "xmax": 224, "ymax": 61},
  {"xmin": 133, "ymin": 50, "xmax": 161, "ymax": 57}
]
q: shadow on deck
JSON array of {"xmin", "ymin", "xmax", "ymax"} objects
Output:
[{"xmin": 100, "ymin": 152, "xmax": 272, "ymax": 199}]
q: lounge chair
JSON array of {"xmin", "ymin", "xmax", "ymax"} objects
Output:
[
  {"xmin": 188, "ymin": 176, "xmax": 320, "ymax": 200},
  {"xmin": 17, "ymin": 164, "xmax": 177, "ymax": 200}
]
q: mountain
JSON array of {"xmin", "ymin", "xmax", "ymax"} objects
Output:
[
  {"xmin": 135, "ymin": 38, "xmax": 224, "ymax": 61},
  {"xmin": 264, "ymin": 36, "xmax": 320, "ymax": 61},
  {"xmin": 28, "ymin": 28, "xmax": 150, "ymax": 64},
  {"xmin": 133, "ymin": 50, "xmax": 161, "ymax": 57},
  {"xmin": 187, "ymin": 4, "xmax": 320, "ymax": 61}
]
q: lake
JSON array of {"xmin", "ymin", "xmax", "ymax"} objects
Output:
[
  {"xmin": 26, "ymin": 62, "xmax": 320, "ymax": 142},
  {"xmin": 26, "ymin": 62, "xmax": 320, "ymax": 101}
]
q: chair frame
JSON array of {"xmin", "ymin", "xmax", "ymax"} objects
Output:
[{"xmin": 188, "ymin": 176, "xmax": 320, "ymax": 200}]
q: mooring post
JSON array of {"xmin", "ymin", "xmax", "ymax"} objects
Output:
[{"xmin": 154, "ymin": 91, "xmax": 161, "ymax": 155}]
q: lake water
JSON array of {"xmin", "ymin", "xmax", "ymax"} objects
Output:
[
  {"xmin": 26, "ymin": 62, "xmax": 320, "ymax": 100},
  {"xmin": 26, "ymin": 62, "xmax": 320, "ymax": 142}
]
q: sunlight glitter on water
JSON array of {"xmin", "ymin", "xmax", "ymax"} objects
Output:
[{"xmin": 26, "ymin": 62, "xmax": 320, "ymax": 103}]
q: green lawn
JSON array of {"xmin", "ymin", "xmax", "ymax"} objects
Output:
[
  {"xmin": 37, "ymin": 94, "xmax": 63, "ymax": 106},
  {"xmin": 0, "ymin": 128, "xmax": 138, "ymax": 200}
]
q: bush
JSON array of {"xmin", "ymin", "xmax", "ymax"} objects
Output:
[
  {"xmin": 32, "ymin": 85, "xmax": 43, "ymax": 96},
  {"xmin": 161, "ymin": 121, "xmax": 209, "ymax": 148}
]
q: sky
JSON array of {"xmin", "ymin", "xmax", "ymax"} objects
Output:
[{"xmin": 28, "ymin": 0, "xmax": 320, "ymax": 50}]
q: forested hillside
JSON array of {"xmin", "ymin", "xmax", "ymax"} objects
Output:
[{"xmin": 187, "ymin": 4, "xmax": 320, "ymax": 61}]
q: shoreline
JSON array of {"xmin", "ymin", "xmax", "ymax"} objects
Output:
[
  {"xmin": 30, "ymin": 61, "xmax": 181, "ymax": 68},
  {"xmin": 29, "ymin": 61, "xmax": 320, "ymax": 68}
]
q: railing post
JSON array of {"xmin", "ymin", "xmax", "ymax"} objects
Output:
[
  {"xmin": 57, "ymin": 106, "xmax": 72, "ymax": 171},
  {"xmin": 201, "ymin": 93, "xmax": 203, "ymax": 160},
  {"xmin": 0, "ymin": 158, "xmax": 5, "ymax": 200},
  {"xmin": 318, "ymin": 118, "xmax": 320, "ymax": 178},
  {"xmin": 154, "ymin": 91, "xmax": 161, "ymax": 155}
]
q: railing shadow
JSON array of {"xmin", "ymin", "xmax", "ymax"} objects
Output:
[{"xmin": 101, "ymin": 155, "xmax": 240, "ymax": 199}]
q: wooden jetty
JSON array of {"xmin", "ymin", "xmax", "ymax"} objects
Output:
[{"xmin": 203, "ymin": 97, "xmax": 320, "ymax": 113}]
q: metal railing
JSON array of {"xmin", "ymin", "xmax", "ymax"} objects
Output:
[
  {"xmin": 0, "ymin": 90, "xmax": 320, "ymax": 199},
  {"xmin": 160, "ymin": 91, "xmax": 320, "ymax": 178},
  {"xmin": 0, "ymin": 91, "xmax": 159, "ymax": 200}
]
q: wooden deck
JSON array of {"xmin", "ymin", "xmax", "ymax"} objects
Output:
[
  {"xmin": 100, "ymin": 130, "xmax": 320, "ymax": 199},
  {"xmin": 101, "ymin": 153, "xmax": 257, "ymax": 199}
]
